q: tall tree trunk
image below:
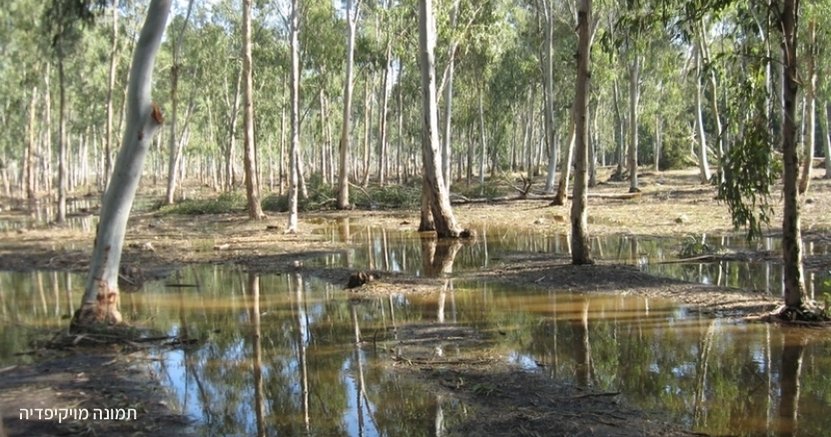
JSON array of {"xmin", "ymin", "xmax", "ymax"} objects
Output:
[
  {"xmin": 287, "ymin": 0, "xmax": 300, "ymax": 233},
  {"xmin": 477, "ymin": 82, "xmax": 486, "ymax": 189},
  {"xmin": 104, "ymin": 3, "xmax": 119, "ymax": 189},
  {"xmin": 418, "ymin": 0, "xmax": 463, "ymax": 238},
  {"xmin": 571, "ymin": 0, "xmax": 593, "ymax": 265},
  {"xmin": 26, "ymin": 86, "xmax": 38, "ymax": 201},
  {"xmin": 779, "ymin": 0, "xmax": 807, "ymax": 310},
  {"xmin": 589, "ymin": 100, "xmax": 598, "ymax": 187},
  {"xmin": 72, "ymin": 0, "xmax": 171, "ymax": 329},
  {"xmin": 551, "ymin": 116, "xmax": 575, "ymax": 206},
  {"xmin": 242, "ymin": 0, "xmax": 263, "ymax": 219},
  {"xmin": 654, "ymin": 114, "xmax": 662, "ymax": 171},
  {"xmin": 164, "ymin": 0, "xmax": 194, "ymax": 205},
  {"xmin": 798, "ymin": 21, "xmax": 816, "ymax": 195},
  {"xmin": 378, "ymin": 42, "xmax": 391, "ymax": 186},
  {"xmin": 337, "ymin": 0, "xmax": 360, "ymax": 209},
  {"xmin": 226, "ymin": 68, "xmax": 243, "ymax": 191},
  {"xmin": 628, "ymin": 54, "xmax": 641, "ymax": 193},
  {"xmin": 539, "ymin": 0, "xmax": 557, "ymax": 193},
  {"xmin": 441, "ymin": 1, "xmax": 460, "ymax": 188},
  {"xmin": 57, "ymin": 57, "xmax": 67, "ymax": 224},
  {"xmin": 612, "ymin": 76, "xmax": 624, "ymax": 178},
  {"xmin": 694, "ymin": 45, "xmax": 711, "ymax": 184},
  {"xmin": 361, "ymin": 76, "xmax": 372, "ymax": 186}
]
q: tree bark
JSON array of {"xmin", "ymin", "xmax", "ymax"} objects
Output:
[
  {"xmin": 26, "ymin": 86, "xmax": 37, "ymax": 201},
  {"xmin": 104, "ymin": 3, "xmax": 119, "ymax": 189},
  {"xmin": 226, "ymin": 68, "xmax": 243, "ymax": 191},
  {"xmin": 337, "ymin": 0, "xmax": 360, "ymax": 209},
  {"xmin": 72, "ymin": 0, "xmax": 171, "ymax": 329},
  {"xmin": 571, "ymin": 0, "xmax": 593, "ymax": 265},
  {"xmin": 779, "ymin": 0, "xmax": 807, "ymax": 309},
  {"xmin": 694, "ymin": 45, "xmax": 711, "ymax": 184},
  {"xmin": 551, "ymin": 116, "xmax": 575, "ymax": 206},
  {"xmin": 57, "ymin": 58, "xmax": 67, "ymax": 224},
  {"xmin": 418, "ymin": 0, "xmax": 463, "ymax": 238},
  {"xmin": 164, "ymin": 0, "xmax": 194, "ymax": 205},
  {"xmin": 378, "ymin": 42, "xmax": 391, "ymax": 186},
  {"xmin": 539, "ymin": 0, "xmax": 557, "ymax": 193},
  {"xmin": 242, "ymin": 0, "xmax": 264, "ymax": 219},
  {"xmin": 286, "ymin": 0, "xmax": 300, "ymax": 233},
  {"xmin": 628, "ymin": 54, "xmax": 641, "ymax": 193}
]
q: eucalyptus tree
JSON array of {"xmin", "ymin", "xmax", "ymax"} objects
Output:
[
  {"xmin": 241, "ymin": 0, "xmax": 264, "ymax": 219},
  {"xmin": 336, "ymin": 0, "xmax": 362, "ymax": 209},
  {"xmin": 73, "ymin": 0, "xmax": 171, "ymax": 328},
  {"xmin": 535, "ymin": 0, "xmax": 558, "ymax": 193},
  {"xmin": 43, "ymin": 0, "xmax": 105, "ymax": 223},
  {"xmin": 164, "ymin": 1, "xmax": 195, "ymax": 205},
  {"xmin": 286, "ymin": 0, "xmax": 301, "ymax": 233},
  {"xmin": 571, "ymin": 0, "xmax": 593, "ymax": 265},
  {"xmin": 418, "ymin": 0, "xmax": 465, "ymax": 238},
  {"xmin": 714, "ymin": 0, "xmax": 823, "ymax": 319}
]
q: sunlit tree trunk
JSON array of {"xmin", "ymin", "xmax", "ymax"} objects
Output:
[
  {"xmin": 378, "ymin": 41, "xmax": 391, "ymax": 186},
  {"xmin": 164, "ymin": 0, "xmax": 193, "ymax": 205},
  {"xmin": 552, "ymin": 114, "xmax": 575, "ymax": 206},
  {"xmin": 571, "ymin": 0, "xmax": 593, "ymax": 265},
  {"xmin": 26, "ymin": 86, "xmax": 37, "ymax": 201},
  {"xmin": 441, "ymin": 1, "xmax": 459, "ymax": 188},
  {"xmin": 72, "ymin": 0, "xmax": 171, "ymax": 328},
  {"xmin": 104, "ymin": 3, "xmax": 118, "ymax": 189},
  {"xmin": 539, "ymin": 0, "xmax": 557, "ymax": 193},
  {"xmin": 694, "ymin": 45, "xmax": 711, "ymax": 184},
  {"xmin": 242, "ymin": 0, "xmax": 263, "ymax": 219},
  {"xmin": 57, "ymin": 58, "xmax": 67, "ymax": 223},
  {"xmin": 779, "ymin": 0, "xmax": 808, "ymax": 311},
  {"xmin": 225, "ymin": 69, "xmax": 242, "ymax": 191},
  {"xmin": 628, "ymin": 53, "xmax": 641, "ymax": 193},
  {"xmin": 337, "ymin": 0, "xmax": 361, "ymax": 209},
  {"xmin": 286, "ymin": 0, "xmax": 300, "ymax": 233},
  {"xmin": 418, "ymin": 0, "xmax": 463, "ymax": 238}
]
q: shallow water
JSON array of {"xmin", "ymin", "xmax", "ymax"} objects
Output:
[{"xmin": 2, "ymin": 258, "xmax": 831, "ymax": 435}]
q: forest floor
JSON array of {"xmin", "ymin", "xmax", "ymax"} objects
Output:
[{"xmin": 2, "ymin": 168, "xmax": 831, "ymax": 435}]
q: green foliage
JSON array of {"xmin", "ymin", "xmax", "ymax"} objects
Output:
[
  {"xmin": 456, "ymin": 178, "xmax": 505, "ymax": 200},
  {"xmin": 716, "ymin": 56, "xmax": 781, "ymax": 240},
  {"xmin": 158, "ymin": 192, "xmax": 246, "ymax": 215},
  {"xmin": 678, "ymin": 235, "xmax": 713, "ymax": 258},
  {"xmin": 358, "ymin": 183, "xmax": 421, "ymax": 210},
  {"xmin": 262, "ymin": 175, "xmax": 336, "ymax": 212}
]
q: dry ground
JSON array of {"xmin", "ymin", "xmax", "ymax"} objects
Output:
[{"xmin": 2, "ymin": 168, "xmax": 831, "ymax": 436}]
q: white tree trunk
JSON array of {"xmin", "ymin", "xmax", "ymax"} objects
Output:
[
  {"xmin": 74, "ymin": 0, "xmax": 171, "ymax": 328},
  {"xmin": 287, "ymin": 0, "xmax": 300, "ymax": 233},
  {"xmin": 337, "ymin": 0, "xmax": 360, "ymax": 209},
  {"xmin": 694, "ymin": 46, "xmax": 711, "ymax": 183},
  {"xmin": 419, "ymin": 0, "xmax": 463, "ymax": 238}
]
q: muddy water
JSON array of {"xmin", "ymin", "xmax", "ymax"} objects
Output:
[
  {"xmin": 2, "ymin": 261, "xmax": 831, "ymax": 436},
  {"xmin": 318, "ymin": 223, "xmax": 831, "ymax": 295}
]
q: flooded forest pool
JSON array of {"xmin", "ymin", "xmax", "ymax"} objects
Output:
[{"xmin": 2, "ymin": 224, "xmax": 831, "ymax": 436}]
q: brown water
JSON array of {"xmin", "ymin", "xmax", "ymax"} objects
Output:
[{"xmin": 2, "ymin": 260, "xmax": 831, "ymax": 436}]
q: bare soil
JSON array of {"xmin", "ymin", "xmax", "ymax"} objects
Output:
[{"xmin": 2, "ymin": 168, "xmax": 831, "ymax": 436}]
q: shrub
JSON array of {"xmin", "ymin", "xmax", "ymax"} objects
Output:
[{"xmin": 159, "ymin": 191, "xmax": 245, "ymax": 215}]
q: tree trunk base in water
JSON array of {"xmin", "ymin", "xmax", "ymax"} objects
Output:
[
  {"xmin": 70, "ymin": 304, "xmax": 124, "ymax": 334},
  {"xmin": 762, "ymin": 304, "xmax": 830, "ymax": 323}
]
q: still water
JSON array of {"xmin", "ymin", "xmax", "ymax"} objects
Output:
[{"xmin": 2, "ymin": 243, "xmax": 831, "ymax": 436}]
